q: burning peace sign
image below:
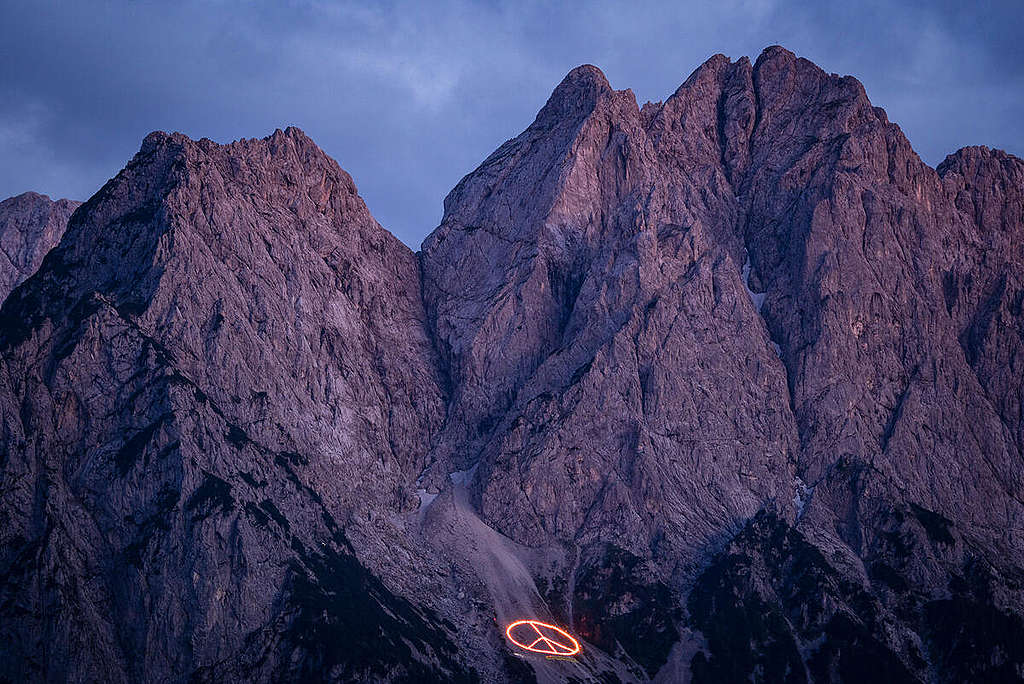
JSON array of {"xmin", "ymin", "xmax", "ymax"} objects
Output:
[{"xmin": 505, "ymin": 619, "xmax": 582, "ymax": 656}]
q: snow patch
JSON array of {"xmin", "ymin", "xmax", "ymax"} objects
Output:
[
  {"xmin": 449, "ymin": 463, "xmax": 479, "ymax": 487},
  {"xmin": 742, "ymin": 257, "xmax": 766, "ymax": 313},
  {"xmin": 415, "ymin": 488, "xmax": 437, "ymax": 511},
  {"xmin": 793, "ymin": 477, "xmax": 813, "ymax": 520}
]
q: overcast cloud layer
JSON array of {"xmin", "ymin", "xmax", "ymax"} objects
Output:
[{"xmin": 1, "ymin": 0, "xmax": 1021, "ymax": 247}]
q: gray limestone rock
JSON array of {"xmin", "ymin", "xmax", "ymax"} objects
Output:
[
  {"xmin": 2, "ymin": 47, "xmax": 1024, "ymax": 683},
  {"xmin": 0, "ymin": 191, "xmax": 79, "ymax": 302}
]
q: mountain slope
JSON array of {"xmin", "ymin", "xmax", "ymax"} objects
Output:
[
  {"xmin": 1, "ymin": 47, "xmax": 1023, "ymax": 683},
  {"xmin": 0, "ymin": 191, "xmax": 79, "ymax": 302},
  {"xmin": 0, "ymin": 129, "xmax": 471, "ymax": 682},
  {"xmin": 420, "ymin": 47, "xmax": 1024, "ymax": 679},
  {"xmin": 422, "ymin": 62, "xmax": 799, "ymax": 572}
]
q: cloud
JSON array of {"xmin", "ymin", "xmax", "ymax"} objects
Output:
[{"xmin": 0, "ymin": 0, "xmax": 1020, "ymax": 247}]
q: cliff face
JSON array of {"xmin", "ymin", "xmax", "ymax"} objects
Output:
[
  {"xmin": 420, "ymin": 47, "xmax": 1024, "ymax": 680},
  {"xmin": 422, "ymin": 61, "xmax": 799, "ymax": 574},
  {"xmin": 0, "ymin": 191, "xmax": 80, "ymax": 302},
  {"xmin": 1, "ymin": 47, "xmax": 1023, "ymax": 683},
  {"xmin": 0, "ymin": 129, "xmax": 467, "ymax": 682}
]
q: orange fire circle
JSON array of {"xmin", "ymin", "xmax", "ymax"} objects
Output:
[{"xmin": 505, "ymin": 619, "xmax": 582, "ymax": 656}]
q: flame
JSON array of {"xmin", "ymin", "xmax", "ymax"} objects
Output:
[{"xmin": 505, "ymin": 619, "xmax": 582, "ymax": 656}]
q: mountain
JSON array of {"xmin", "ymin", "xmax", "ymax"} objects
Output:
[
  {"xmin": 1, "ymin": 47, "xmax": 1023, "ymax": 683},
  {"xmin": 0, "ymin": 192, "xmax": 80, "ymax": 302},
  {"xmin": 0, "ymin": 130, "xmax": 466, "ymax": 682}
]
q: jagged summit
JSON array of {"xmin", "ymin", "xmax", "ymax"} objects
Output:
[
  {"xmin": 556, "ymin": 63, "xmax": 612, "ymax": 91},
  {"xmin": 5, "ymin": 189, "xmax": 59, "ymax": 203},
  {"xmin": 541, "ymin": 63, "xmax": 614, "ymax": 112},
  {"xmin": 141, "ymin": 125, "xmax": 316, "ymax": 149},
  {"xmin": 0, "ymin": 191, "xmax": 79, "ymax": 302},
  {"xmin": 422, "ymin": 45, "xmax": 1024, "ymax": 678},
  {"xmin": 2, "ymin": 47, "xmax": 1024, "ymax": 682},
  {"xmin": 0, "ymin": 119, "xmax": 455, "ymax": 681}
]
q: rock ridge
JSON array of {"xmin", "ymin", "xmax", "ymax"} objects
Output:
[
  {"xmin": 0, "ymin": 191, "xmax": 80, "ymax": 303},
  {"xmin": 2, "ymin": 46, "xmax": 1023, "ymax": 682}
]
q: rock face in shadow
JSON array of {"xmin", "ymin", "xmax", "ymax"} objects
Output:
[
  {"xmin": 689, "ymin": 510, "xmax": 1024, "ymax": 684},
  {"xmin": 0, "ymin": 191, "xmax": 80, "ymax": 302},
  {"xmin": 2, "ymin": 47, "xmax": 1024, "ymax": 682},
  {"xmin": 0, "ymin": 129, "xmax": 469, "ymax": 682}
]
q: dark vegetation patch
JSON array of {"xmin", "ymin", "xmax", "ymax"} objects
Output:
[
  {"xmin": 942, "ymin": 270, "xmax": 959, "ymax": 313},
  {"xmin": 869, "ymin": 561, "xmax": 910, "ymax": 593},
  {"xmin": 909, "ymin": 503, "xmax": 954, "ymax": 546},
  {"xmin": 476, "ymin": 411, "xmax": 501, "ymax": 438},
  {"xmin": 278, "ymin": 451, "xmax": 308, "ymax": 467},
  {"xmin": 321, "ymin": 510, "xmax": 339, "ymax": 533},
  {"xmin": 269, "ymin": 536, "xmax": 477, "ymax": 683},
  {"xmin": 115, "ymin": 415, "xmax": 170, "ymax": 476},
  {"xmin": 476, "ymin": 388, "xmax": 519, "ymax": 438},
  {"xmin": 806, "ymin": 612, "xmax": 914, "ymax": 683},
  {"xmin": 243, "ymin": 501, "xmax": 270, "ymax": 529},
  {"xmin": 259, "ymin": 500, "xmax": 289, "ymax": 531},
  {"xmin": 573, "ymin": 544, "xmax": 681, "ymax": 677},
  {"xmin": 225, "ymin": 425, "xmax": 250, "ymax": 449},
  {"xmin": 239, "ymin": 471, "xmax": 266, "ymax": 489},
  {"xmin": 689, "ymin": 554, "xmax": 806, "ymax": 683},
  {"xmin": 569, "ymin": 359, "xmax": 593, "ymax": 386},
  {"xmin": 0, "ymin": 536, "xmax": 45, "ymax": 595},
  {"xmin": 920, "ymin": 559, "xmax": 1024, "ymax": 683},
  {"xmin": 186, "ymin": 473, "xmax": 234, "ymax": 521},
  {"xmin": 118, "ymin": 201, "xmax": 160, "ymax": 226},
  {"xmin": 274, "ymin": 454, "xmax": 305, "ymax": 490},
  {"xmin": 123, "ymin": 485, "xmax": 180, "ymax": 567},
  {"xmin": 539, "ymin": 569, "xmax": 568, "ymax": 619},
  {"xmin": 1011, "ymin": 288, "xmax": 1024, "ymax": 317},
  {"xmin": 115, "ymin": 299, "xmax": 149, "ymax": 318},
  {"xmin": 925, "ymin": 596, "xmax": 1024, "ymax": 683},
  {"xmin": 502, "ymin": 653, "xmax": 538, "ymax": 683},
  {"xmin": 688, "ymin": 511, "xmax": 918, "ymax": 684}
]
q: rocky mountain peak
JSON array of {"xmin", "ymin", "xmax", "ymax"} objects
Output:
[
  {"xmin": 2, "ymin": 47, "xmax": 1024, "ymax": 683},
  {"xmin": 939, "ymin": 144, "xmax": 1024, "ymax": 234},
  {"xmin": 0, "ymin": 123, "xmax": 461, "ymax": 681},
  {"xmin": 537, "ymin": 63, "xmax": 615, "ymax": 121},
  {"xmin": 418, "ymin": 47, "xmax": 1024, "ymax": 678},
  {"xmin": 0, "ymin": 191, "xmax": 80, "ymax": 303}
]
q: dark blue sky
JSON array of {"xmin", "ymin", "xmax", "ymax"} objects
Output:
[{"xmin": 1, "ymin": 1, "xmax": 1021, "ymax": 247}]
